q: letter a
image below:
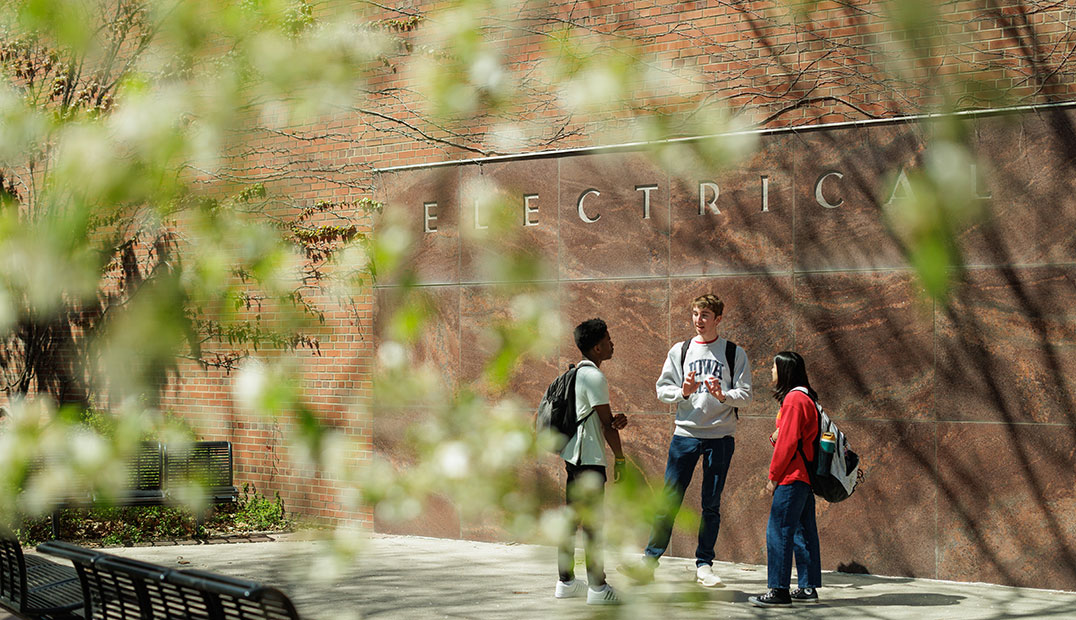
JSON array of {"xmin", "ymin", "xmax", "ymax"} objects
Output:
[{"xmin": 885, "ymin": 168, "xmax": 914, "ymax": 207}]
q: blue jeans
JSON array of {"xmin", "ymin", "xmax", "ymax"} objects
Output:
[
  {"xmin": 644, "ymin": 435, "xmax": 735, "ymax": 566},
  {"xmin": 766, "ymin": 481, "xmax": 822, "ymax": 589}
]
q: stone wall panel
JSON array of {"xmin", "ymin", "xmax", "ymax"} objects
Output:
[{"xmin": 371, "ymin": 109, "xmax": 1076, "ymax": 589}]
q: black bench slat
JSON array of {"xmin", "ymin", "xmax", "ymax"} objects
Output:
[
  {"xmin": 111, "ymin": 442, "xmax": 167, "ymax": 507},
  {"xmin": 24, "ymin": 560, "xmax": 79, "ymax": 590},
  {"xmin": 23, "ymin": 553, "xmax": 60, "ymax": 570},
  {"xmin": 23, "ymin": 442, "xmax": 164, "ymax": 504},
  {"xmin": 87, "ymin": 568, "xmax": 143, "ymax": 619},
  {"xmin": 0, "ymin": 529, "xmax": 83, "ymax": 618},
  {"xmin": 24, "ymin": 455, "xmax": 94, "ymax": 508},
  {"xmin": 225, "ymin": 591, "xmax": 297, "ymax": 620},
  {"xmin": 171, "ymin": 570, "xmax": 299, "ymax": 620},
  {"xmin": 150, "ymin": 580, "xmax": 216, "ymax": 620},
  {"xmin": 37, "ymin": 541, "xmax": 300, "ymax": 620},
  {"xmin": 0, "ymin": 532, "xmax": 25, "ymax": 610},
  {"xmin": 24, "ymin": 576, "xmax": 84, "ymax": 613},
  {"xmin": 164, "ymin": 441, "xmax": 239, "ymax": 504}
]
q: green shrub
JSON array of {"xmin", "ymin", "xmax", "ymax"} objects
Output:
[
  {"xmin": 14, "ymin": 485, "xmax": 291, "ymax": 546},
  {"xmin": 226, "ymin": 484, "xmax": 288, "ymax": 531}
]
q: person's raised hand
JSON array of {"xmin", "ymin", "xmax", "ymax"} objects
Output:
[
  {"xmin": 682, "ymin": 370, "xmax": 700, "ymax": 399},
  {"xmin": 704, "ymin": 376, "xmax": 725, "ymax": 402}
]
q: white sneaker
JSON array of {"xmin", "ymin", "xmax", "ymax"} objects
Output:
[
  {"xmin": 555, "ymin": 579, "xmax": 587, "ymax": 598},
  {"xmin": 587, "ymin": 583, "xmax": 622, "ymax": 605},
  {"xmin": 696, "ymin": 564, "xmax": 724, "ymax": 588}
]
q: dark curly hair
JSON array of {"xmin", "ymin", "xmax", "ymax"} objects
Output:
[{"xmin": 574, "ymin": 318, "xmax": 608, "ymax": 355}]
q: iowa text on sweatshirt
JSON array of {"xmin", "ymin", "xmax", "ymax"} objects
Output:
[{"xmin": 655, "ymin": 337, "xmax": 753, "ymax": 439}]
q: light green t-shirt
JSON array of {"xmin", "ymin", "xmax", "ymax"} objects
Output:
[{"xmin": 559, "ymin": 360, "xmax": 609, "ymax": 467}]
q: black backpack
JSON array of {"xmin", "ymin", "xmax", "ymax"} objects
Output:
[
  {"xmin": 534, "ymin": 364, "xmax": 594, "ymax": 453},
  {"xmin": 679, "ymin": 338, "xmax": 740, "ymax": 419}
]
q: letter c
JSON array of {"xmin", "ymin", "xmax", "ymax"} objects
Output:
[
  {"xmin": 815, "ymin": 171, "xmax": 844, "ymax": 209},
  {"xmin": 577, "ymin": 189, "xmax": 601, "ymax": 223}
]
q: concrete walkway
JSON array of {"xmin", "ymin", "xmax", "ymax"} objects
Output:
[{"xmin": 10, "ymin": 533, "xmax": 1076, "ymax": 619}]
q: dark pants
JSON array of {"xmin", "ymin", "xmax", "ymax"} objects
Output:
[
  {"xmin": 558, "ymin": 462, "xmax": 607, "ymax": 585},
  {"xmin": 644, "ymin": 435, "xmax": 735, "ymax": 567},
  {"xmin": 766, "ymin": 481, "xmax": 822, "ymax": 589}
]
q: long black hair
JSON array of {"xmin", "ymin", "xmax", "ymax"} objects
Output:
[{"xmin": 772, "ymin": 351, "xmax": 817, "ymax": 403}]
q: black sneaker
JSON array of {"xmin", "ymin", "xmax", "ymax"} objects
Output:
[
  {"xmin": 748, "ymin": 589, "xmax": 792, "ymax": 607},
  {"xmin": 790, "ymin": 587, "xmax": 818, "ymax": 602}
]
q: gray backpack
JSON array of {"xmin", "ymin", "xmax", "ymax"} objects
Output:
[{"xmin": 792, "ymin": 387, "xmax": 862, "ymax": 503}]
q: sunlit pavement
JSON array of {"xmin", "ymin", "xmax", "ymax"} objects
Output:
[{"xmin": 11, "ymin": 533, "xmax": 1076, "ymax": 619}]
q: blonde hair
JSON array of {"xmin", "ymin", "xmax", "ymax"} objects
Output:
[{"xmin": 691, "ymin": 293, "xmax": 724, "ymax": 317}]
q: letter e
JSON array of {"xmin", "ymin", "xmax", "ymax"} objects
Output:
[
  {"xmin": 424, "ymin": 202, "xmax": 439, "ymax": 233},
  {"xmin": 523, "ymin": 194, "xmax": 539, "ymax": 226}
]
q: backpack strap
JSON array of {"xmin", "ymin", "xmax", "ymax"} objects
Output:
[
  {"xmin": 570, "ymin": 363, "xmax": 595, "ymax": 428},
  {"xmin": 794, "ymin": 389, "xmax": 823, "ymax": 473},
  {"xmin": 796, "ymin": 437, "xmax": 815, "ymax": 479},
  {"xmin": 725, "ymin": 339, "xmax": 739, "ymax": 420},
  {"xmin": 679, "ymin": 338, "xmax": 740, "ymax": 420}
]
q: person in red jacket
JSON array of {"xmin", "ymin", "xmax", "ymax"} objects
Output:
[{"xmin": 749, "ymin": 351, "xmax": 822, "ymax": 607}]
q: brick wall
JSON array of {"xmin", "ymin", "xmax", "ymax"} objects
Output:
[
  {"xmin": 176, "ymin": 0, "xmax": 1076, "ymax": 527},
  {"xmin": 14, "ymin": 1, "xmax": 1075, "ymax": 532}
]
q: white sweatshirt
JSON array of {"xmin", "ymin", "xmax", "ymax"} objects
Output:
[{"xmin": 655, "ymin": 337, "xmax": 753, "ymax": 439}]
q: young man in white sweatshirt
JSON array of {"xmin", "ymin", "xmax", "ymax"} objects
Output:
[{"xmin": 632, "ymin": 293, "xmax": 752, "ymax": 587}]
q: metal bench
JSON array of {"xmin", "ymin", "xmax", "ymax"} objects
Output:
[
  {"xmin": 164, "ymin": 441, "xmax": 240, "ymax": 505},
  {"xmin": 37, "ymin": 441, "xmax": 166, "ymax": 538},
  {"xmin": 117, "ymin": 441, "xmax": 167, "ymax": 506},
  {"xmin": 0, "ymin": 527, "xmax": 83, "ymax": 619},
  {"xmin": 37, "ymin": 541, "xmax": 300, "ymax": 620},
  {"xmin": 30, "ymin": 440, "xmax": 239, "ymax": 538}
]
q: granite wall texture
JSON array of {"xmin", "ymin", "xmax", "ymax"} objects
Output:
[{"xmin": 372, "ymin": 105, "xmax": 1076, "ymax": 590}]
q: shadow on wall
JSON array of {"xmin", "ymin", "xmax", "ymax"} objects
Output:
[
  {"xmin": 817, "ymin": 108, "xmax": 1076, "ymax": 588},
  {"xmin": 664, "ymin": 106, "xmax": 1076, "ymax": 588},
  {"xmin": 372, "ymin": 106, "xmax": 1076, "ymax": 591}
]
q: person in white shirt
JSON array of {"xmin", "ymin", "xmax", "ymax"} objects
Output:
[
  {"xmin": 626, "ymin": 294, "xmax": 752, "ymax": 587},
  {"xmin": 554, "ymin": 318, "xmax": 628, "ymax": 606}
]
